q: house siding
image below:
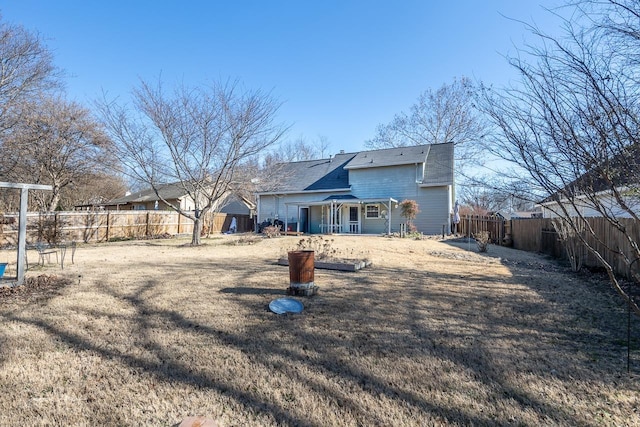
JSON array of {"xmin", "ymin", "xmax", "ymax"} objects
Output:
[
  {"xmin": 542, "ymin": 193, "xmax": 640, "ymax": 219},
  {"xmin": 349, "ymin": 164, "xmax": 420, "ymax": 200},
  {"xmin": 349, "ymin": 165, "xmax": 452, "ymax": 235},
  {"xmin": 414, "ymin": 186, "xmax": 452, "ymax": 234}
]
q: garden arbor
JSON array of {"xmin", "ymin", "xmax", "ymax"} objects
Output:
[{"xmin": 0, "ymin": 182, "xmax": 52, "ymax": 286}]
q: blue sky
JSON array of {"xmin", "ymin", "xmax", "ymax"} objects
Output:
[{"xmin": 2, "ymin": 1, "xmax": 564, "ymax": 155}]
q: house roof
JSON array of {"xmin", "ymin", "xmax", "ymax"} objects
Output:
[
  {"xmin": 541, "ymin": 144, "xmax": 640, "ymax": 204},
  {"xmin": 266, "ymin": 153, "xmax": 356, "ymax": 193},
  {"xmin": 259, "ymin": 142, "xmax": 454, "ymax": 195},
  {"xmin": 422, "ymin": 142, "xmax": 454, "ymax": 185},
  {"xmin": 344, "ymin": 144, "xmax": 430, "ymax": 169},
  {"xmin": 107, "ymin": 182, "xmax": 192, "ymax": 205}
]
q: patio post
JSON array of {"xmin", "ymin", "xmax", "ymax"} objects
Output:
[{"xmin": 388, "ymin": 198, "xmax": 392, "ymax": 235}]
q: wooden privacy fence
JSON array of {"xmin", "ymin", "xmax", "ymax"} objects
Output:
[
  {"xmin": 511, "ymin": 217, "xmax": 640, "ymax": 279},
  {"xmin": 0, "ymin": 211, "xmax": 253, "ymax": 246},
  {"xmin": 454, "ymin": 215, "xmax": 640, "ymax": 279},
  {"xmin": 455, "ymin": 215, "xmax": 509, "ymax": 245}
]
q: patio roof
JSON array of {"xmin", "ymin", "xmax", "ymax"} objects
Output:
[
  {"xmin": 284, "ymin": 196, "xmax": 398, "ymax": 207},
  {"xmin": 283, "ymin": 196, "xmax": 398, "ymax": 234}
]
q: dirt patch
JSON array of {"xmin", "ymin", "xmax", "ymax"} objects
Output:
[
  {"xmin": 0, "ymin": 275, "xmax": 72, "ymax": 306},
  {"xmin": 0, "ymin": 234, "xmax": 638, "ymax": 426}
]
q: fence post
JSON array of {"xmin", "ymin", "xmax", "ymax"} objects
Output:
[
  {"xmin": 177, "ymin": 213, "xmax": 181, "ymax": 234},
  {"xmin": 146, "ymin": 211, "xmax": 150, "ymax": 237},
  {"xmin": 106, "ymin": 212, "xmax": 110, "ymax": 242}
]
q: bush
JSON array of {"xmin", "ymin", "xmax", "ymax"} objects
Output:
[
  {"xmin": 399, "ymin": 200, "xmax": 420, "ymax": 236},
  {"xmin": 262, "ymin": 225, "xmax": 281, "ymax": 238},
  {"xmin": 475, "ymin": 231, "xmax": 490, "ymax": 252}
]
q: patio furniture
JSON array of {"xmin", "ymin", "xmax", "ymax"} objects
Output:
[{"xmin": 35, "ymin": 242, "xmax": 58, "ymax": 266}]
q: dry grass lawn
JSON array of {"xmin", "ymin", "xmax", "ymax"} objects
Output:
[{"xmin": 0, "ymin": 234, "xmax": 638, "ymax": 426}]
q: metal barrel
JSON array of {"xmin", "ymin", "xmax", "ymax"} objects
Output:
[{"xmin": 287, "ymin": 250, "xmax": 314, "ymax": 289}]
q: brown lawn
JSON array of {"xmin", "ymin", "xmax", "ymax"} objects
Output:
[{"xmin": 0, "ymin": 234, "xmax": 638, "ymax": 426}]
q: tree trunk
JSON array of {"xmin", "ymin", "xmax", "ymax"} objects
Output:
[
  {"xmin": 191, "ymin": 216, "xmax": 202, "ymax": 246},
  {"xmin": 47, "ymin": 187, "xmax": 61, "ymax": 212}
]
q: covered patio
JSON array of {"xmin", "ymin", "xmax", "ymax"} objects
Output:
[{"xmin": 283, "ymin": 196, "xmax": 398, "ymax": 235}]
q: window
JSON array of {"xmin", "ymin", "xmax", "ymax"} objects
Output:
[
  {"xmin": 349, "ymin": 206, "xmax": 358, "ymax": 222},
  {"xmin": 366, "ymin": 204, "xmax": 380, "ymax": 218}
]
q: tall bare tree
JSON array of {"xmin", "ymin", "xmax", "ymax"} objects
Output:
[
  {"xmin": 0, "ymin": 16, "xmax": 60, "ymax": 136},
  {"xmin": 365, "ymin": 77, "xmax": 485, "ymax": 168},
  {"xmin": 98, "ymin": 79, "xmax": 286, "ymax": 245},
  {"xmin": 2, "ymin": 95, "xmax": 115, "ymax": 211},
  {"xmin": 56, "ymin": 173, "xmax": 128, "ymax": 211},
  {"xmin": 477, "ymin": 0, "xmax": 640, "ymax": 313},
  {"xmin": 0, "ymin": 15, "xmax": 62, "ymax": 181},
  {"xmin": 264, "ymin": 134, "xmax": 332, "ymax": 167}
]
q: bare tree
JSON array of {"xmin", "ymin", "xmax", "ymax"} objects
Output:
[
  {"xmin": 477, "ymin": 0, "xmax": 640, "ymax": 313},
  {"xmin": 365, "ymin": 77, "xmax": 486, "ymax": 168},
  {"xmin": 0, "ymin": 16, "xmax": 60, "ymax": 138},
  {"xmin": 264, "ymin": 134, "xmax": 332, "ymax": 167},
  {"xmin": 98, "ymin": 79, "xmax": 286, "ymax": 245},
  {"xmin": 58, "ymin": 172, "xmax": 128, "ymax": 210},
  {"xmin": 459, "ymin": 179, "xmax": 537, "ymax": 215},
  {"xmin": 2, "ymin": 95, "xmax": 114, "ymax": 211}
]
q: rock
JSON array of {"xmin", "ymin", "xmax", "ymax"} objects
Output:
[{"xmin": 178, "ymin": 416, "xmax": 218, "ymax": 427}]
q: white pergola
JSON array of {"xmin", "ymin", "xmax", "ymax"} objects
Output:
[{"xmin": 0, "ymin": 182, "xmax": 53, "ymax": 286}]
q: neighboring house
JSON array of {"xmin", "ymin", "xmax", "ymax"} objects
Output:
[
  {"xmin": 540, "ymin": 188, "xmax": 640, "ymax": 219},
  {"xmin": 255, "ymin": 143, "xmax": 454, "ymax": 235},
  {"xmin": 104, "ymin": 182, "xmax": 254, "ymax": 215},
  {"xmin": 104, "ymin": 182, "xmax": 198, "ymax": 211},
  {"xmin": 494, "ymin": 210, "xmax": 543, "ymax": 219},
  {"xmin": 539, "ymin": 147, "xmax": 640, "ymax": 219}
]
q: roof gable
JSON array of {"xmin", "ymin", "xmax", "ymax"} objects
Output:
[{"xmin": 422, "ymin": 142, "xmax": 454, "ymax": 185}]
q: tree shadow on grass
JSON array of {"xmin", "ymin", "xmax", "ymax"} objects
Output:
[
  {"xmin": 2, "ymin": 254, "xmax": 639, "ymax": 426},
  {"xmin": 219, "ymin": 287, "xmax": 286, "ymax": 296}
]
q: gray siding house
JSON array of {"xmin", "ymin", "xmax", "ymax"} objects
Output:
[{"xmin": 255, "ymin": 143, "xmax": 454, "ymax": 235}]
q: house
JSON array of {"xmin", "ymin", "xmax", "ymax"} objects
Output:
[
  {"xmin": 540, "ymin": 188, "xmax": 640, "ymax": 218},
  {"xmin": 539, "ymin": 146, "xmax": 640, "ymax": 219},
  {"xmin": 255, "ymin": 142, "xmax": 454, "ymax": 235},
  {"xmin": 104, "ymin": 182, "xmax": 254, "ymax": 216},
  {"xmin": 104, "ymin": 182, "xmax": 199, "ymax": 211}
]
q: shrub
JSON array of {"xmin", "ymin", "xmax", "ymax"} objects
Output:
[
  {"xmin": 475, "ymin": 231, "xmax": 490, "ymax": 252},
  {"xmin": 262, "ymin": 225, "xmax": 281, "ymax": 238},
  {"xmin": 294, "ymin": 236, "xmax": 335, "ymax": 260},
  {"xmin": 399, "ymin": 199, "xmax": 420, "ymax": 236}
]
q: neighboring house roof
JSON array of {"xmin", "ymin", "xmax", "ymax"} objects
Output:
[
  {"xmin": 542, "ymin": 144, "xmax": 640, "ymax": 204},
  {"xmin": 107, "ymin": 181, "xmax": 255, "ymax": 213},
  {"xmin": 259, "ymin": 142, "xmax": 453, "ymax": 194},
  {"xmin": 108, "ymin": 182, "xmax": 191, "ymax": 205}
]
